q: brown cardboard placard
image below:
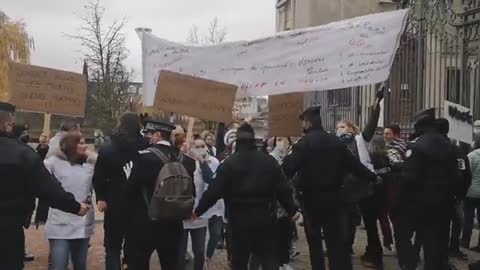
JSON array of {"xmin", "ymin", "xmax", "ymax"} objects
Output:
[
  {"xmin": 154, "ymin": 70, "xmax": 237, "ymax": 123},
  {"xmin": 268, "ymin": 93, "xmax": 304, "ymax": 137},
  {"xmin": 8, "ymin": 62, "xmax": 87, "ymax": 117}
]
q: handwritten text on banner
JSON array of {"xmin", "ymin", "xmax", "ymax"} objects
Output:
[
  {"xmin": 138, "ymin": 9, "xmax": 408, "ymax": 106},
  {"xmin": 444, "ymin": 101, "xmax": 473, "ymax": 143},
  {"xmin": 8, "ymin": 62, "xmax": 87, "ymax": 116}
]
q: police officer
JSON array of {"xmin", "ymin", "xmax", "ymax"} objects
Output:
[
  {"xmin": 124, "ymin": 120, "xmax": 195, "ymax": 270},
  {"xmin": 0, "ymin": 102, "xmax": 90, "ymax": 270},
  {"xmin": 281, "ymin": 106, "xmax": 378, "ymax": 270},
  {"xmin": 435, "ymin": 118, "xmax": 472, "ymax": 261},
  {"xmin": 92, "ymin": 112, "xmax": 149, "ymax": 270},
  {"xmin": 194, "ymin": 123, "xmax": 299, "ymax": 270},
  {"xmin": 395, "ymin": 109, "xmax": 459, "ymax": 270}
]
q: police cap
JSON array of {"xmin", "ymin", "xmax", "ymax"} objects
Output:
[
  {"xmin": 414, "ymin": 108, "xmax": 435, "ymax": 127},
  {"xmin": 143, "ymin": 120, "xmax": 175, "ymax": 133},
  {"xmin": 0, "ymin": 102, "xmax": 15, "ymax": 114},
  {"xmin": 299, "ymin": 106, "xmax": 321, "ymax": 121}
]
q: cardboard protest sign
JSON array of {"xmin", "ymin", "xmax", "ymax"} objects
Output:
[
  {"xmin": 7, "ymin": 62, "xmax": 87, "ymax": 116},
  {"xmin": 268, "ymin": 93, "xmax": 304, "ymax": 137},
  {"xmin": 139, "ymin": 9, "xmax": 408, "ymax": 106},
  {"xmin": 154, "ymin": 70, "xmax": 237, "ymax": 123},
  {"xmin": 444, "ymin": 101, "xmax": 473, "ymax": 143}
]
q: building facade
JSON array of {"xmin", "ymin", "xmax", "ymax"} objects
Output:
[{"xmin": 276, "ymin": 0, "xmax": 480, "ymax": 139}]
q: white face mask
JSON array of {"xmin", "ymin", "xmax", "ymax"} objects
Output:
[
  {"xmin": 191, "ymin": 148, "xmax": 208, "ymax": 158},
  {"xmin": 276, "ymin": 141, "xmax": 285, "ymax": 149}
]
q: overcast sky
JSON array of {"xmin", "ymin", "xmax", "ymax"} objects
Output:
[{"xmin": 2, "ymin": 0, "xmax": 276, "ymax": 81}]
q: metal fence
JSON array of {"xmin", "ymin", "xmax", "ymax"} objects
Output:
[{"xmin": 306, "ymin": 0, "xmax": 480, "ymax": 135}]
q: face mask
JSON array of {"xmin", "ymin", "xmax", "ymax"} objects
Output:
[
  {"xmin": 276, "ymin": 141, "xmax": 285, "ymax": 149},
  {"xmin": 191, "ymin": 148, "xmax": 208, "ymax": 158},
  {"xmin": 336, "ymin": 129, "xmax": 348, "ymax": 137}
]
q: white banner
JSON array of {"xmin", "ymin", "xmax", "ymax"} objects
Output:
[
  {"xmin": 444, "ymin": 101, "xmax": 473, "ymax": 143},
  {"xmin": 138, "ymin": 9, "xmax": 408, "ymax": 106}
]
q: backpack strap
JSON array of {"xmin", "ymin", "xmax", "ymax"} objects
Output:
[
  {"xmin": 141, "ymin": 147, "xmax": 171, "ymax": 208},
  {"xmin": 148, "ymin": 147, "xmax": 170, "ymax": 163},
  {"xmin": 149, "ymin": 147, "xmax": 184, "ymax": 163}
]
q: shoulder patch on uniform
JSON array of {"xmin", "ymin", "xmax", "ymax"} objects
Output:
[
  {"xmin": 139, "ymin": 149, "xmax": 151, "ymax": 154},
  {"xmin": 405, "ymin": 149, "xmax": 412, "ymax": 158}
]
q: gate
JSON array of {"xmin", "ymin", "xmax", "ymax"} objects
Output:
[
  {"xmin": 306, "ymin": 0, "xmax": 480, "ymax": 136},
  {"xmin": 384, "ymin": 0, "xmax": 480, "ymax": 135}
]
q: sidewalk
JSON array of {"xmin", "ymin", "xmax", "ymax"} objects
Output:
[{"xmin": 24, "ymin": 222, "xmax": 480, "ymax": 270}]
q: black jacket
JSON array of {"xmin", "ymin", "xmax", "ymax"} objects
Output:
[
  {"xmin": 397, "ymin": 131, "xmax": 459, "ymax": 213},
  {"xmin": 127, "ymin": 143, "xmax": 196, "ymax": 215},
  {"xmin": 195, "ymin": 141, "xmax": 297, "ymax": 228},
  {"xmin": 35, "ymin": 144, "xmax": 49, "ymax": 161},
  {"xmin": 93, "ymin": 133, "xmax": 149, "ymax": 205},
  {"xmin": 452, "ymin": 142, "xmax": 472, "ymax": 200},
  {"xmin": 0, "ymin": 134, "xmax": 80, "ymax": 225},
  {"xmin": 282, "ymin": 128, "xmax": 377, "ymax": 206}
]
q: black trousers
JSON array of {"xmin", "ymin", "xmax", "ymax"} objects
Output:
[
  {"xmin": 277, "ymin": 217, "xmax": 294, "ymax": 265},
  {"xmin": 230, "ymin": 225, "xmax": 277, "ymax": 270},
  {"xmin": 104, "ymin": 208, "xmax": 129, "ymax": 269},
  {"xmin": 303, "ymin": 214, "xmax": 324, "ymax": 270},
  {"xmin": 126, "ymin": 219, "xmax": 183, "ymax": 270},
  {"xmin": 462, "ymin": 198, "xmax": 480, "ymax": 248},
  {"xmin": 396, "ymin": 209, "xmax": 450, "ymax": 270},
  {"xmin": 304, "ymin": 206, "xmax": 352, "ymax": 270},
  {"xmin": 449, "ymin": 200, "xmax": 464, "ymax": 251},
  {"xmin": 359, "ymin": 190, "xmax": 384, "ymax": 264},
  {"xmin": 346, "ymin": 204, "xmax": 361, "ymax": 254},
  {"xmin": 0, "ymin": 223, "xmax": 24, "ymax": 270}
]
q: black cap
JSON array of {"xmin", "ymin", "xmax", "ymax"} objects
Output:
[
  {"xmin": 0, "ymin": 102, "xmax": 15, "ymax": 114},
  {"xmin": 143, "ymin": 120, "xmax": 175, "ymax": 133},
  {"xmin": 434, "ymin": 118, "xmax": 449, "ymax": 135},
  {"xmin": 237, "ymin": 123, "xmax": 255, "ymax": 140},
  {"xmin": 414, "ymin": 108, "xmax": 435, "ymax": 127},
  {"xmin": 299, "ymin": 106, "xmax": 321, "ymax": 121}
]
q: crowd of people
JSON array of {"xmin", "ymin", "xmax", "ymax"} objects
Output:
[{"xmin": 1, "ymin": 92, "xmax": 480, "ymax": 270}]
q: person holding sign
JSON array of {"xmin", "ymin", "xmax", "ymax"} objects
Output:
[
  {"xmin": 0, "ymin": 102, "xmax": 90, "ymax": 270},
  {"xmin": 282, "ymin": 106, "xmax": 378, "ymax": 270}
]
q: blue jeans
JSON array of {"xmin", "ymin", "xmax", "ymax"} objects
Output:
[
  {"xmin": 49, "ymin": 238, "xmax": 89, "ymax": 270},
  {"xmin": 207, "ymin": 216, "xmax": 223, "ymax": 259},
  {"xmin": 177, "ymin": 227, "xmax": 207, "ymax": 270}
]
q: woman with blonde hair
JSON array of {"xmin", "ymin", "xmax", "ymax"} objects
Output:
[
  {"xmin": 336, "ymin": 87, "xmax": 384, "ymax": 268},
  {"xmin": 43, "ymin": 132, "xmax": 96, "ymax": 270}
]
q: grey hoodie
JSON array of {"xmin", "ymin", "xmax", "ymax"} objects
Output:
[{"xmin": 468, "ymin": 149, "xmax": 480, "ymax": 198}]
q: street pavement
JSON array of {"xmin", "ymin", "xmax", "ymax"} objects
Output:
[{"xmin": 24, "ymin": 216, "xmax": 480, "ymax": 270}]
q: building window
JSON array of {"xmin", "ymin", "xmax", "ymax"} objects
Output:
[
  {"xmin": 446, "ymin": 67, "xmax": 461, "ymax": 103},
  {"xmin": 328, "ymin": 88, "xmax": 352, "ymax": 107}
]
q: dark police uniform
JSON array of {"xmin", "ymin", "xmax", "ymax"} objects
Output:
[
  {"xmin": 0, "ymin": 102, "xmax": 81, "ymax": 270},
  {"xmin": 195, "ymin": 124, "xmax": 297, "ymax": 270},
  {"xmin": 125, "ymin": 120, "xmax": 195, "ymax": 270},
  {"xmin": 282, "ymin": 107, "xmax": 377, "ymax": 270},
  {"xmin": 92, "ymin": 132, "xmax": 149, "ymax": 268},
  {"xmin": 395, "ymin": 110, "xmax": 459, "ymax": 270}
]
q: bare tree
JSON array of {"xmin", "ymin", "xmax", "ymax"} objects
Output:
[
  {"xmin": 67, "ymin": 0, "xmax": 132, "ymax": 134},
  {"xmin": 187, "ymin": 17, "xmax": 227, "ymax": 46},
  {"xmin": 185, "ymin": 17, "xmax": 227, "ymax": 132}
]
